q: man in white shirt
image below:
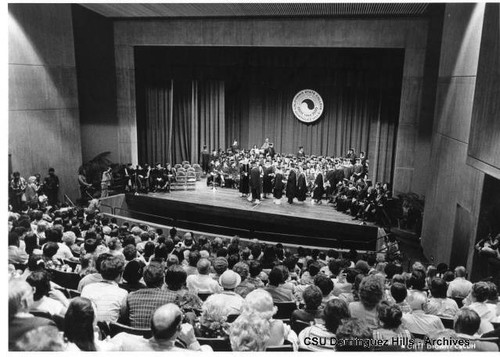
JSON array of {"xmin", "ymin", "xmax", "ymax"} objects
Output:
[
  {"xmin": 186, "ymin": 259, "xmax": 222, "ymax": 294},
  {"xmin": 447, "ymin": 266, "xmax": 473, "ymax": 299},
  {"xmin": 81, "ymin": 254, "xmax": 128, "ymax": 322},
  {"xmin": 402, "ymin": 291, "xmax": 444, "ymax": 336}
]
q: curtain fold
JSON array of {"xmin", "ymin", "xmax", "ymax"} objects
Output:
[
  {"xmin": 139, "ymin": 79, "xmax": 225, "ymax": 165},
  {"xmin": 226, "ymin": 80, "xmax": 397, "ymax": 183}
]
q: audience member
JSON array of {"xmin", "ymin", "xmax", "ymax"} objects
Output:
[
  {"xmin": 186, "ymin": 258, "xmax": 222, "ymax": 294},
  {"xmin": 229, "ymin": 312, "xmax": 271, "ymax": 351},
  {"xmin": 81, "ymin": 254, "xmax": 127, "ymax": 322},
  {"xmin": 299, "ymin": 299, "xmax": 350, "ymax": 351},
  {"xmin": 402, "ymin": 291, "xmax": 444, "ymax": 336},
  {"xmin": 348, "ymin": 275, "xmax": 384, "ymax": 329}
]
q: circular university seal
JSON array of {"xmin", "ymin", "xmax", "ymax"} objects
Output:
[{"xmin": 292, "ymin": 89, "xmax": 324, "ymax": 123}]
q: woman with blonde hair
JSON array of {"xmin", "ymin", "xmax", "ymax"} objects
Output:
[
  {"xmin": 229, "ymin": 312, "xmax": 270, "ymax": 351},
  {"xmin": 241, "ymin": 289, "xmax": 298, "ymax": 349}
]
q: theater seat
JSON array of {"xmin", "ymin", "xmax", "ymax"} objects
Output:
[
  {"xmin": 274, "ymin": 302, "xmax": 297, "ymax": 322},
  {"xmin": 109, "ymin": 321, "xmax": 152, "ymax": 339},
  {"xmin": 266, "ymin": 344, "xmax": 294, "ymax": 351},
  {"xmin": 198, "ymin": 292, "xmax": 212, "ymax": 301},
  {"xmin": 48, "ymin": 269, "xmax": 82, "ymax": 290},
  {"xmin": 440, "ymin": 317, "xmax": 455, "ymax": 329},
  {"xmin": 196, "ymin": 337, "xmax": 231, "ymax": 351},
  {"xmin": 291, "ymin": 319, "xmax": 311, "ymax": 335}
]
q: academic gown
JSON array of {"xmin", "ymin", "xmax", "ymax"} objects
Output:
[
  {"xmin": 273, "ymin": 173, "xmax": 285, "ymax": 199},
  {"xmin": 296, "ymin": 173, "xmax": 308, "ymax": 201},
  {"xmin": 239, "ymin": 163, "xmax": 250, "ymax": 194},
  {"xmin": 286, "ymin": 170, "xmax": 297, "ymax": 199},
  {"xmin": 312, "ymin": 172, "xmax": 325, "ymax": 200}
]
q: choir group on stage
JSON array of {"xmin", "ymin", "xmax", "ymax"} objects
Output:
[
  {"xmin": 109, "ymin": 139, "xmax": 392, "ymax": 225},
  {"xmin": 203, "ymin": 139, "xmax": 393, "ymax": 225}
]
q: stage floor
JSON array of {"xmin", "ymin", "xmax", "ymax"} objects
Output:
[{"xmin": 144, "ymin": 181, "xmax": 375, "ymax": 228}]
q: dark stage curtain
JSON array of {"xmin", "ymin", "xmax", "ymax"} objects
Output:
[
  {"xmin": 138, "ymin": 80, "xmax": 224, "ymax": 165},
  {"xmin": 136, "ymin": 47, "xmax": 402, "ymax": 183},
  {"xmin": 226, "ymin": 77, "xmax": 399, "ymax": 184},
  {"xmin": 137, "ymin": 81, "xmax": 173, "ymax": 165}
]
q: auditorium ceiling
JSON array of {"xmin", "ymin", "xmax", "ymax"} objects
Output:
[{"xmin": 81, "ymin": 3, "xmax": 430, "ymax": 18}]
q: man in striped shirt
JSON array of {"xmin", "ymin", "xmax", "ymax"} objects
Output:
[{"xmin": 124, "ymin": 261, "xmax": 177, "ymax": 329}]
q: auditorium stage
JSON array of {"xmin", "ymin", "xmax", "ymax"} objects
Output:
[{"xmin": 124, "ymin": 182, "xmax": 378, "ymax": 251}]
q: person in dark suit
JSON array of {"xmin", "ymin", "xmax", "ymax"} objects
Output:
[
  {"xmin": 239, "ymin": 157, "xmax": 250, "ymax": 197},
  {"xmin": 249, "ymin": 161, "xmax": 262, "ymax": 204},
  {"xmin": 286, "ymin": 164, "xmax": 297, "ymax": 204},
  {"xmin": 273, "ymin": 166, "xmax": 285, "ymax": 205}
]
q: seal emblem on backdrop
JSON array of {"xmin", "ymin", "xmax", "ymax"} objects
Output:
[{"xmin": 292, "ymin": 89, "xmax": 324, "ymax": 123}]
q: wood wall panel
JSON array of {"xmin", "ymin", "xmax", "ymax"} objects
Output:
[
  {"xmin": 8, "ymin": 4, "xmax": 82, "ymax": 201},
  {"xmin": 468, "ymin": 3, "xmax": 500, "ymax": 178}
]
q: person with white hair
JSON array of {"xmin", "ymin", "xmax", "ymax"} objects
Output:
[
  {"xmin": 242, "ymin": 289, "xmax": 298, "ymax": 348},
  {"xmin": 401, "ymin": 290, "xmax": 444, "ymax": 336},
  {"xmin": 229, "ymin": 312, "xmax": 271, "ymax": 352},
  {"xmin": 195, "ymin": 293, "xmax": 232, "ymax": 338},
  {"xmin": 24, "ymin": 176, "xmax": 39, "ymax": 206},
  {"xmin": 61, "ymin": 231, "xmax": 80, "ymax": 258},
  {"xmin": 9, "ymin": 279, "xmax": 56, "ymax": 350}
]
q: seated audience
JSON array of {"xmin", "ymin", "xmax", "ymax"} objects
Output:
[
  {"xmin": 81, "ymin": 254, "xmax": 127, "ymax": 323},
  {"xmin": 124, "ymin": 261, "xmax": 177, "ymax": 328},
  {"xmin": 233, "ymin": 262, "xmax": 255, "ymax": 297},
  {"xmin": 229, "ymin": 312, "xmax": 271, "ymax": 351},
  {"xmin": 164, "ymin": 264, "xmax": 203, "ymax": 313},
  {"xmin": 112, "ymin": 304, "xmax": 211, "ymax": 351},
  {"xmin": 26, "ymin": 269, "xmax": 68, "ymax": 316},
  {"xmin": 402, "ymin": 291, "xmax": 444, "ymax": 336},
  {"xmin": 299, "ymin": 299, "xmax": 350, "ymax": 351},
  {"xmin": 424, "ymin": 277, "xmax": 459, "ymax": 318},
  {"xmin": 119, "ymin": 260, "xmax": 146, "ymax": 292},
  {"xmin": 9, "ymin": 279, "xmax": 56, "ymax": 350},
  {"xmin": 373, "ymin": 301, "xmax": 412, "ymax": 345},
  {"xmin": 64, "ymin": 297, "xmax": 117, "ymax": 351},
  {"xmin": 216, "ymin": 270, "xmax": 245, "ymax": 314},
  {"xmin": 186, "ymin": 258, "xmax": 222, "ymax": 294},
  {"xmin": 390, "ymin": 282, "xmax": 412, "ymax": 314},
  {"xmin": 454, "ymin": 308, "xmax": 499, "ymax": 351},
  {"xmin": 78, "ymin": 253, "xmax": 112, "ymax": 292},
  {"xmin": 14, "ymin": 326, "xmax": 65, "ymax": 351},
  {"xmin": 291, "ymin": 285, "xmax": 323, "ymax": 325},
  {"xmin": 242, "ymin": 289, "xmax": 298, "ymax": 348},
  {"xmin": 447, "ymin": 266, "xmax": 473, "ymax": 299},
  {"xmin": 9, "ymin": 232, "xmax": 29, "ymax": 266},
  {"xmin": 313, "ymin": 274, "xmax": 335, "ymax": 306},
  {"xmin": 264, "ymin": 267, "xmax": 295, "ymax": 302},
  {"xmin": 195, "ymin": 293, "xmax": 232, "ymax": 338},
  {"xmin": 334, "ymin": 318, "xmax": 373, "ymax": 351},
  {"xmin": 348, "ymin": 275, "xmax": 384, "ymax": 329}
]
